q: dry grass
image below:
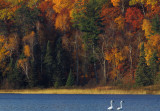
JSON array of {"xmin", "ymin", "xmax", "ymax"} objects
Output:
[
  {"xmin": 0, "ymin": 87, "xmax": 160, "ymax": 95},
  {"xmin": 0, "ymin": 85, "xmax": 160, "ymax": 95}
]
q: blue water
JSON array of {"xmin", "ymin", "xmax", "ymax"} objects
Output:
[{"xmin": 0, "ymin": 94, "xmax": 159, "ymax": 111}]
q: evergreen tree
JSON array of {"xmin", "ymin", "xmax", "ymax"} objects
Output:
[
  {"xmin": 152, "ymin": 14, "xmax": 160, "ymax": 34},
  {"xmin": 29, "ymin": 59, "xmax": 39, "ymax": 88},
  {"xmin": 135, "ymin": 43, "xmax": 152, "ymax": 86},
  {"xmin": 14, "ymin": 4, "xmax": 40, "ymax": 36},
  {"xmin": 7, "ymin": 58, "xmax": 14, "ymax": 87},
  {"xmin": 29, "ymin": 41, "xmax": 41, "ymax": 87},
  {"xmin": 13, "ymin": 61, "xmax": 26, "ymax": 89},
  {"xmin": 54, "ymin": 37, "xmax": 65, "ymax": 88},
  {"xmin": 66, "ymin": 69, "xmax": 75, "ymax": 87},
  {"xmin": 72, "ymin": 0, "xmax": 104, "ymax": 83},
  {"xmin": 43, "ymin": 41, "xmax": 54, "ymax": 87},
  {"xmin": 8, "ymin": 59, "xmax": 26, "ymax": 89},
  {"xmin": 149, "ymin": 51, "xmax": 159, "ymax": 83}
]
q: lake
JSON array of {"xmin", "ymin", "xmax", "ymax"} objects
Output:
[{"xmin": 0, "ymin": 94, "xmax": 159, "ymax": 111}]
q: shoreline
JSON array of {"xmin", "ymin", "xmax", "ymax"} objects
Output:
[{"xmin": 0, "ymin": 88, "xmax": 160, "ymax": 95}]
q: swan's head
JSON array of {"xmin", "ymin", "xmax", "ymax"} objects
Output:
[
  {"xmin": 111, "ymin": 100, "xmax": 114, "ymax": 103},
  {"xmin": 120, "ymin": 101, "xmax": 124, "ymax": 103}
]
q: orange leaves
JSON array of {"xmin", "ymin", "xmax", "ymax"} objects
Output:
[
  {"xmin": 52, "ymin": 0, "xmax": 75, "ymax": 31},
  {"xmin": 105, "ymin": 47, "xmax": 125, "ymax": 80},
  {"xmin": 114, "ymin": 15, "xmax": 125, "ymax": 30},
  {"xmin": 0, "ymin": 35, "xmax": 18, "ymax": 62},
  {"xmin": 125, "ymin": 7, "xmax": 144, "ymax": 30},
  {"xmin": 0, "ymin": 0, "xmax": 11, "ymax": 10},
  {"xmin": 55, "ymin": 10, "xmax": 70, "ymax": 31},
  {"xmin": 105, "ymin": 48, "xmax": 125, "ymax": 66},
  {"xmin": 39, "ymin": 0, "xmax": 53, "ymax": 14},
  {"xmin": 24, "ymin": 45, "xmax": 30, "ymax": 57},
  {"xmin": 18, "ymin": 59, "xmax": 28, "ymax": 68},
  {"xmin": 144, "ymin": 34, "xmax": 160, "ymax": 63},
  {"xmin": 142, "ymin": 19, "xmax": 152, "ymax": 37},
  {"xmin": 111, "ymin": 0, "xmax": 120, "ymax": 7},
  {"xmin": 52, "ymin": 0, "xmax": 74, "ymax": 13},
  {"xmin": 23, "ymin": 31, "xmax": 35, "ymax": 59},
  {"xmin": 23, "ymin": 31, "xmax": 35, "ymax": 45},
  {"xmin": 101, "ymin": 6, "xmax": 121, "ymax": 26},
  {"xmin": 146, "ymin": 6, "xmax": 160, "ymax": 19}
]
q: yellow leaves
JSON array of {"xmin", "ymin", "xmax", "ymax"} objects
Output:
[
  {"xmin": 18, "ymin": 59, "xmax": 27, "ymax": 68},
  {"xmin": 0, "ymin": 34, "xmax": 18, "ymax": 62},
  {"xmin": 55, "ymin": 11, "xmax": 70, "ymax": 31},
  {"xmin": 52, "ymin": 0, "xmax": 76, "ymax": 31},
  {"xmin": 0, "ymin": 35, "xmax": 5, "ymax": 43},
  {"xmin": 105, "ymin": 48, "xmax": 125, "ymax": 66},
  {"xmin": 114, "ymin": 15, "xmax": 125, "ymax": 30},
  {"xmin": 146, "ymin": 0, "xmax": 157, "ymax": 6},
  {"xmin": 129, "ymin": 0, "xmax": 157, "ymax": 7},
  {"xmin": 6, "ymin": 0, "xmax": 39, "ymax": 7},
  {"xmin": 149, "ymin": 34, "xmax": 160, "ymax": 47},
  {"xmin": 24, "ymin": 45, "xmax": 30, "ymax": 57},
  {"xmin": 142, "ymin": 19, "xmax": 152, "ymax": 37},
  {"xmin": 23, "ymin": 31, "xmax": 35, "ymax": 45},
  {"xmin": 105, "ymin": 47, "xmax": 125, "ymax": 80},
  {"xmin": 0, "ymin": 8, "xmax": 15, "ymax": 20},
  {"xmin": 144, "ymin": 34, "xmax": 160, "ymax": 64},
  {"xmin": 52, "ymin": 0, "xmax": 74, "ymax": 13},
  {"xmin": 111, "ymin": 0, "xmax": 120, "ymax": 7}
]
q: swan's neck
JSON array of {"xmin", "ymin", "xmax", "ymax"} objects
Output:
[
  {"xmin": 120, "ymin": 102, "xmax": 123, "ymax": 108},
  {"xmin": 110, "ymin": 101, "xmax": 113, "ymax": 107}
]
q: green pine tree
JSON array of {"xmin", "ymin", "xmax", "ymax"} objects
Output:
[
  {"xmin": 54, "ymin": 38, "xmax": 65, "ymax": 88},
  {"xmin": 54, "ymin": 77, "xmax": 63, "ymax": 88},
  {"xmin": 149, "ymin": 51, "xmax": 159, "ymax": 83},
  {"xmin": 152, "ymin": 14, "xmax": 160, "ymax": 34},
  {"xmin": 7, "ymin": 58, "xmax": 14, "ymax": 87},
  {"xmin": 66, "ymin": 69, "xmax": 75, "ymax": 87},
  {"xmin": 13, "ymin": 61, "xmax": 26, "ymax": 89},
  {"xmin": 43, "ymin": 41, "xmax": 54, "ymax": 87},
  {"xmin": 135, "ymin": 43, "xmax": 152, "ymax": 86},
  {"xmin": 29, "ymin": 42, "xmax": 41, "ymax": 88},
  {"xmin": 29, "ymin": 59, "xmax": 39, "ymax": 88},
  {"xmin": 72, "ymin": 0, "xmax": 104, "ymax": 83}
]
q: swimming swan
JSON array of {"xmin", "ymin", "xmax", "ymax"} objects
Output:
[
  {"xmin": 117, "ymin": 101, "xmax": 124, "ymax": 110},
  {"xmin": 108, "ymin": 100, "xmax": 114, "ymax": 110}
]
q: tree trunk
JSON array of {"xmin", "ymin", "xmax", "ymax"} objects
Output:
[
  {"xmin": 103, "ymin": 59, "xmax": 106, "ymax": 84},
  {"xmin": 141, "ymin": 3, "xmax": 145, "ymax": 16},
  {"xmin": 25, "ymin": 64, "xmax": 29, "ymax": 79},
  {"xmin": 129, "ymin": 45, "xmax": 133, "ymax": 80},
  {"xmin": 93, "ymin": 45, "xmax": 98, "ymax": 83},
  {"xmin": 121, "ymin": 0, "xmax": 125, "ymax": 15}
]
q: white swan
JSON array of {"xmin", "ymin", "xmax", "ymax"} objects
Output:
[
  {"xmin": 108, "ymin": 100, "xmax": 114, "ymax": 110},
  {"xmin": 117, "ymin": 101, "xmax": 124, "ymax": 110}
]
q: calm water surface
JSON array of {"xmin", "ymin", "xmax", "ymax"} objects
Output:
[{"xmin": 0, "ymin": 94, "xmax": 159, "ymax": 111}]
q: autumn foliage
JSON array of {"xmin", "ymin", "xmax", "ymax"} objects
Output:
[
  {"xmin": 0, "ymin": 0, "xmax": 159, "ymax": 89},
  {"xmin": 125, "ymin": 7, "xmax": 144, "ymax": 30}
]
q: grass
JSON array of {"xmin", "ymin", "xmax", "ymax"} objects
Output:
[{"xmin": 0, "ymin": 86, "xmax": 160, "ymax": 95}]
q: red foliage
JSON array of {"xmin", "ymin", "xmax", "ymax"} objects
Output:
[
  {"xmin": 101, "ymin": 6, "xmax": 121, "ymax": 26},
  {"xmin": 38, "ymin": 0, "xmax": 53, "ymax": 14},
  {"xmin": 125, "ymin": 7, "xmax": 144, "ymax": 30},
  {"xmin": 0, "ymin": 0, "xmax": 11, "ymax": 10}
]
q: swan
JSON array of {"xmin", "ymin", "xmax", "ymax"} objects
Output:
[
  {"xmin": 117, "ymin": 101, "xmax": 124, "ymax": 110},
  {"xmin": 108, "ymin": 100, "xmax": 114, "ymax": 110}
]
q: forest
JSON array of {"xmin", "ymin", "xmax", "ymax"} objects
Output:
[{"xmin": 0, "ymin": 0, "xmax": 159, "ymax": 89}]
